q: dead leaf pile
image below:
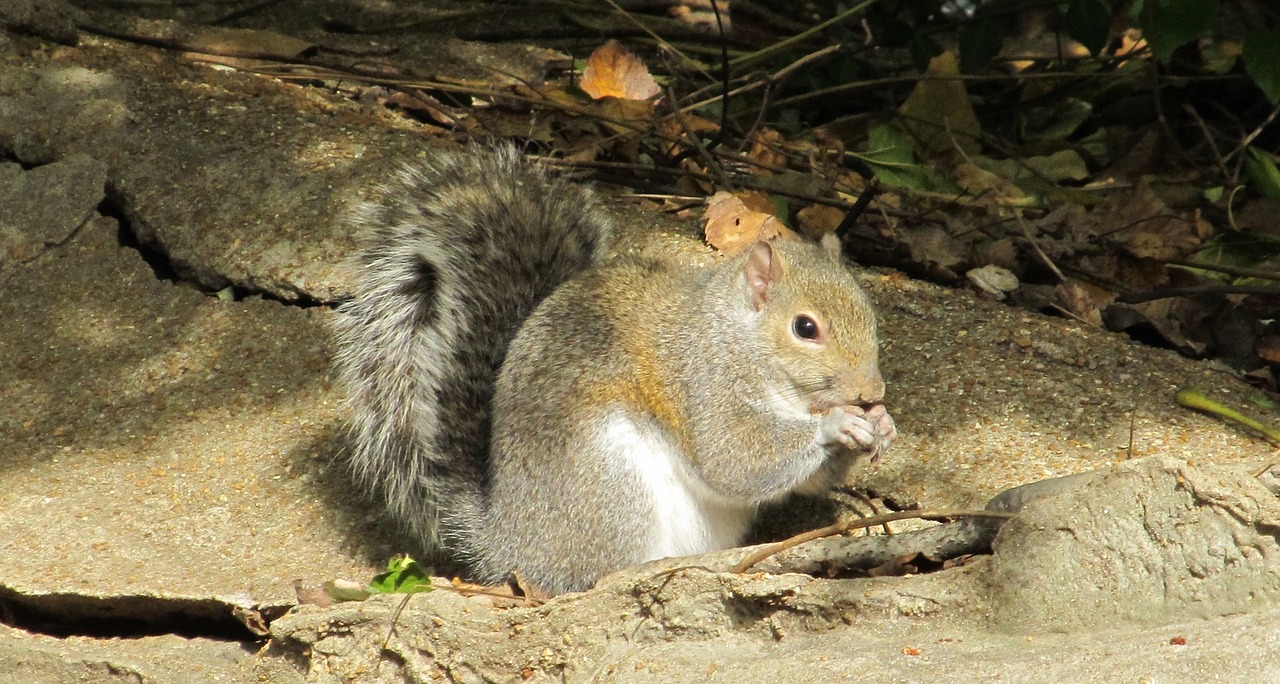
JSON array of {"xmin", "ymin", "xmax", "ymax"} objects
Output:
[{"xmin": 65, "ymin": 1, "xmax": 1280, "ymax": 386}]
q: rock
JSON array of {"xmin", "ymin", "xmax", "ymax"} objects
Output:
[
  {"xmin": 0, "ymin": 153, "xmax": 106, "ymax": 267},
  {"xmin": 990, "ymin": 456, "xmax": 1280, "ymax": 632}
]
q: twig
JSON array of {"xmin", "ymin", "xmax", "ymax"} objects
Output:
[
  {"xmin": 680, "ymin": 44, "xmax": 841, "ymax": 114},
  {"xmin": 834, "ymin": 178, "xmax": 879, "ymax": 239},
  {"xmin": 1119, "ymin": 284, "xmax": 1280, "ymax": 304},
  {"xmin": 665, "ymin": 85, "xmax": 732, "ymax": 187},
  {"xmin": 600, "ymin": 0, "xmax": 714, "ymax": 82},
  {"xmin": 1016, "ymin": 213, "xmax": 1066, "ymax": 282},
  {"xmin": 769, "ymin": 69, "xmax": 1186, "ymax": 110},
  {"xmin": 1228, "ymin": 99, "xmax": 1280, "ymax": 162},
  {"xmin": 381, "ymin": 594, "xmax": 412, "ymax": 650},
  {"xmin": 704, "ymin": 0, "xmax": 730, "ymax": 153},
  {"xmin": 1183, "ymin": 103, "xmax": 1231, "ymax": 181},
  {"xmin": 1167, "ymin": 258, "xmax": 1280, "ymax": 282},
  {"xmin": 843, "ymin": 488, "xmax": 890, "ymax": 534},
  {"xmin": 731, "ymin": 509, "xmax": 1016, "ymax": 574},
  {"xmin": 729, "ymin": 0, "xmax": 875, "ymax": 69},
  {"xmin": 1176, "ymin": 388, "xmax": 1280, "ymax": 446}
]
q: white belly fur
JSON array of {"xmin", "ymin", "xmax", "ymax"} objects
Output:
[{"xmin": 601, "ymin": 410, "xmax": 754, "ymax": 561}]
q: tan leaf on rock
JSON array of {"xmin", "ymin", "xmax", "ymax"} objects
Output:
[{"xmin": 704, "ymin": 191, "xmax": 798, "ymax": 255}]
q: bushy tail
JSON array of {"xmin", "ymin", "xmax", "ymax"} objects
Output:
[{"xmin": 331, "ymin": 145, "xmax": 612, "ymax": 559}]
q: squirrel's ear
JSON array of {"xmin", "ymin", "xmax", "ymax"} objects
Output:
[{"xmin": 744, "ymin": 240, "xmax": 783, "ymax": 311}]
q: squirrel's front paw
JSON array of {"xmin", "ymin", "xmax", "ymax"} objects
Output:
[{"xmin": 821, "ymin": 404, "xmax": 896, "ymax": 462}]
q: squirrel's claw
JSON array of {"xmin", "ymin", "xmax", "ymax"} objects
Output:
[{"xmin": 822, "ymin": 404, "xmax": 896, "ymax": 462}]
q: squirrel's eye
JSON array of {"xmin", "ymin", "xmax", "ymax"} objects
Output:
[{"xmin": 792, "ymin": 314, "xmax": 820, "ymax": 341}]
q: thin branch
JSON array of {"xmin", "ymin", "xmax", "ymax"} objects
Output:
[
  {"xmin": 1119, "ymin": 284, "xmax": 1280, "ymax": 304},
  {"xmin": 1167, "ymin": 258, "xmax": 1280, "ymax": 282},
  {"xmin": 731, "ymin": 509, "xmax": 1016, "ymax": 574}
]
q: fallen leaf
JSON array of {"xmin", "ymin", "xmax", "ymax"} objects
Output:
[
  {"xmin": 703, "ymin": 191, "xmax": 798, "ymax": 254},
  {"xmin": 184, "ymin": 26, "xmax": 314, "ymax": 59},
  {"xmin": 867, "ymin": 553, "xmax": 920, "ymax": 577},
  {"xmin": 898, "ymin": 51, "xmax": 982, "ymax": 155},
  {"xmin": 966, "ymin": 264, "xmax": 1019, "ymax": 300},
  {"xmin": 580, "ymin": 40, "xmax": 661, "ymax": 101},
  {"xmin": 232, "ymin": 605, "xmax": 271, "ymax": 636},
  {"xmin": 669, "ymin": 0, "xmax": 732, "ymax": 33},
  {"xmin": 1103, "ymin": 299, "xmax": 1209, "ymax": 356},
  {"xmin": 1094, "ymin": 179, "xmax": 1208, "ymax": 261},
  {"xmin": 294, "ymin": 578, "xmax": 336, "ymax": 607},
  {"xmin": 952, "ymin": 160, "xmax": 1031, "ymax": 207},
  {"xmin": 897, "ymin": 224, "xmax": 969, "ymax": 279},
  {"xmin": 1054, "ymin": 279, "xmax": 1106, "ymax": 326},
  {"xmin": 745, "ymin": 128, "xmax": 788, "ymax": 172},
  {"xmin": 796, "ymin": 204, "xmax": 846, "ymax": 240},
  {"xmin": 321, "ymin": 579, "xmax": 368, "ymax": 603}
]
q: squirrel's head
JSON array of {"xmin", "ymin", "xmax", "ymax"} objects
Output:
[{"xmin": 740, "ymin": 239, "xmax": 885, "ymax": 416}]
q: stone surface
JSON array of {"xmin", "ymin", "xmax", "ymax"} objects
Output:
[
  {"xmin": 0, "ymin": 625, "xmax": 257, "ymax": 684},
  {"xmin": 990, "ymin": 457, "xmax": 1280, "ymax": 632},
  {"xmin": 0, "ymin": 152, "xmax": 106, "ymax": 266},
  {"xmin": 0, "ymin": 211, "xmax": 385, "ymax": 605}
]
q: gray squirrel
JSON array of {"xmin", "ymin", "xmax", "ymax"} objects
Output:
[{"xmin": 332, "ymin": 145, "xmax": 897, "ymax": 595}]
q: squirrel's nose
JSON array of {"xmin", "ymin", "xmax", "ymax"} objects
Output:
[{"xmin": 841, "ymin": 364, "xmax": 885, "ymax": 405}]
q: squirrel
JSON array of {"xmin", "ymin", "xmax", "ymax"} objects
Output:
[{"xmin": 331, "ymin": 144, "xmax": 897, "ymax": 595}]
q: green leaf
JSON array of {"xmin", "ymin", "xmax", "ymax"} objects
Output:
[
  {"xmin": 958, "ymin": 18, "xmax": 1002, "ymax": 73},
  {"xmin": 1064, "ymin": 0, "xmax": 1110, "ymax": 56},
  {"xmin": 1244, "ymin": 147, "xmax": 1280, "ymax": 200},
  {"xmin": 1243, "ymin": 30, "xmax": 1280, "ymax": 104},
  {"xmin": 1020, "ymin": 98, "xmax": 1093, "ymax": 141},
  {"xmin": 860, "ymin": 124, "xmax": 956, "ymax": 193},
  {"xmin": 862, "ymin": 124, "xmax": 921, "ymax": 189},
  {"xmin": 1133, "ymin": 0, "xmax": 1218, "ymax": 63},
  {"xmin": 367, "ymin": 555, "xmax": 434, "ymax": 595},
  {"xmin": 1024, "ymin": 150, "xmax": 1091, "ymax": 182},
  {"xmin": 975, "ymin": 150, "xmax": 1089, "ymax": 184}
]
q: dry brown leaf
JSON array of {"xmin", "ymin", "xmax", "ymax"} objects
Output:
[
  {"xmin": 866, "ymin": 553, "xmax": 920, "ymax": 577},
  {"xmin": 657, "ymin": 111, "xmax": 720, "ymax": 161},
  {"xmin": 293, "ymin": 579, "xmax": 335, "ymax": 608},
  {"xmin": 703, "ymin": 191, "xmax": 798, "ymax": 255},
  {"xmin": 734, "ymin": 190, "xmax": 776, "ymax": 216},
  {"xmin": 580, "ymin": 40, "xmax": 660, "ymax": 101},
  {"xmin": 1055, "ymin": 280, "xmax": 1106, "ymax": 327},
  {"xmin": 898, "ymin": 51, "xmax": 982, "ymax": 156},
  {"xmin": 1104, "ymin": 299, "xmax": 1209, "ymax": 356},
  {"xmin": 669, "ymin": 0, "xmax": 732, "ymax": 32},
  {"xmin": 745, "ymin": 128, "xmax": 788, "ymax": 173},
  {"xmin": 1097, "ymin": 179, "xmax": 1208, "ymax": 261},
  {"xmin": 951, "ymin": 161, "xmax": 1029, "ymax": 208},
  {"xmin": 448, "ymin": 576, "xmax": 546, "ymax": 607},
  {"xmin": 232, "ymin": 605, "xmax": 271, "ymax": 637},
  {"xmin": 796, "ymin": 204, "xmax": 846, "ymax": 240},
  {"xmin": 897, "ymin": 224, "xmax": 968, "ymax": 279},
  {"xmin": 184, "ymin": 27, "xmax": 314, "ymax": 59},
  {"xmin": 1259, "ymin": 335, "xmax": 1280, "ymax": 365},
  {"xmin": 596, "ymin": 97, "xmax": 656, "ymax": 133}
]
